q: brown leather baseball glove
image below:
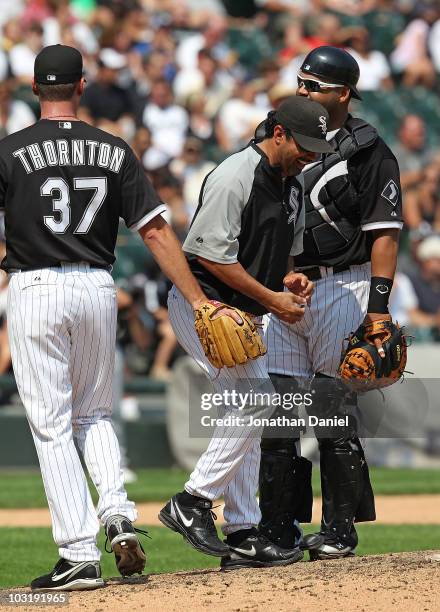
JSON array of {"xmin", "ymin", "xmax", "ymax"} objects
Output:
[
  {"xmin": 194, "ymin": 300, "xmax": 266, "ymax": 369},
  {"xmin": 338, "ymin": 319, "xmax": 408, "ymax": 391}
]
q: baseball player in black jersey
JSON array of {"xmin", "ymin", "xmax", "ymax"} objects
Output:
[
  {"xmin": 258, "ymin": 47, "xmax": 403, "ymax": 560},
  {"xmin": 159, "ymin": 96, "xmax": 334, "ymax": 569},
  {"xmin": 0, "ymin": 45, "xmax": 210, "ymax": 591}
]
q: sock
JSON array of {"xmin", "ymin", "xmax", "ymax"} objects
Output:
[
  {"xmin": 225, "ymin": 527, "xmax": 258, "ymax": 545},
  {"xmin": 177, "ymin": 490, "xmax": 211, "ymax": 507}
]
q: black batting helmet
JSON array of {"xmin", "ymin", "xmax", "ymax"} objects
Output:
[{"xmin": 300, "ymin": 46, "xmax": 362, "ymax": 100}]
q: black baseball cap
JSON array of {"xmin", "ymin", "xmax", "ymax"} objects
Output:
[
  {"xmin": 34, "ymin": 44, "xmax": 83, "ymax": 85},
  {"xmin": 274, "ymin": 96, "xmax": 334, "ymax": 153}
]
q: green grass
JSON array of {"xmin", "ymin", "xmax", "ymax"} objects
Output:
[
  {"xmin": 0, "ymin": 526, "xmax": 220, "ymax": 589},
  {"xmin": 0, "ymin": 524, "xmax": 438, "ymax": 589},
  {"xmin": 0, "ymin": 468, "xmax": 188, "ymax": 509},
  {"xmin": 0, "ymin": 467, "xmax": 439, "ymax": 509}
]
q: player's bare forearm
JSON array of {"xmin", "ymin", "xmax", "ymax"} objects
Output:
[
  {"xmin": 196, "ymin": 258, "xmax": 273, "ymax": 304},
  {"xmin": 196, "ymin": 256, "xmax": 306, "ymax": 322},
  {"xmin": 370, "ymin": 228, "xmax": 400, "ymax": 280},
  {"xmin": 139, "ymin": 216, "xmax": 206, "ymax": 309}
]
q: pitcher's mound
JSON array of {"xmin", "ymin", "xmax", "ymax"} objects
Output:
[{"xmin": 7, "ymin": 551, "xmax": 440, "ymax": 611}]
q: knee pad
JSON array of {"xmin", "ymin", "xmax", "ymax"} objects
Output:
[
  {"xmin": 262, "ymin": 373, "xmax": 303, "ymax": 443},
  {"xmin": 310, "ymin": 372, "xmax": 360, "ymax": 439}
]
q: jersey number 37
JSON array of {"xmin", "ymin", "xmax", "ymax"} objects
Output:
[{"xmin": 41, "ymin": 177, "xmax": 107, "ymax": 234}]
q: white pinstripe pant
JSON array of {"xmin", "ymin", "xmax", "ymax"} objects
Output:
[
  {"xmin": 265, "ymin": 263, "xmax": 371, "ymax": 378},
  {"xmin": 7, "ymin": 264, "xmax": 136, "ymax": 562},
  {"xmin": 168, "ymin": 286, "xmax": 273, "ymax": 535}
]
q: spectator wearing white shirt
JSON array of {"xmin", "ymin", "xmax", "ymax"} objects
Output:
[
  {"xmin": 142, "ymin": 78, "xmax": 189, "ymax": 169},
  {"xmin": 0, "ymin": 0, "xmax": 23, "ymax": 28},
  {"xmin": 428, "ymin": 17, "xmax": 440, "ymax": 72},
  {"xmin": 170, "ymin": 137, "xmax": 216, "ymax": 221},
  {"xmin": 0, "ymin": 79, "xmax": 35, "ymax": 137},
  {"xmin": 175, "ymin": 16, "xmax": 231, "ymax": 70},
  {"xmin": 42, "ymin": 2, "xmax": 98, "ymax": 54},
  {"xmin": 389, "ymin": 272, "xmax": 418, "ymax": 327},
  {"xmin": 348, "ymin": 29, "xmax": 393, "ymax": 91},
  {"xmin": 9, "ymin": 22, "xmax": 44, "ymax": 83},
  {"xmin": 390, "ymin": 17, "xmax": 435, "ymax": 88},
  {"xmin": 173, "ymin": 48, "xmax": 234, "ymax": 118},
  {"xmin": 215, "ymin": 80, "xmax": 268, "ymax": 153}
]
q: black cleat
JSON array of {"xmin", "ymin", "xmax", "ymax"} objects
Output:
[
  {"xmin": 105, "ymin": 515, "xmax": 147, "ymax": 576},
  {"xmin": 31, "ymin": 559, "xmax": 104, "ymax": 591},
  {"xmin": 300, "ymin": 532, "xmax": 325, "ymax": 551},
  {"xmin": 221, "ymin": 529, "xmax": 304, "ymax": 570},
  {"xmin": 159, "ymin": 493, "xmax": 230, "ymax": 557},
  {"xmin": 302, "ymin": 533, "xmax": 355, "ymax": 560}
]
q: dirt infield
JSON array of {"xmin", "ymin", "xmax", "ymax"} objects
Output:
[
  {"xmin": 3, "ymin": 551, "xmax": 440, "ymax": 612},
  {"xmin": 1, "ymin": 494, "xmax": 439, "ymax": 527}
]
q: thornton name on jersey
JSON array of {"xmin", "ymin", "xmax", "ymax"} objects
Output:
[{"xmin": 12, "ymin": 138, "xmax": 125, "ymax": 174}]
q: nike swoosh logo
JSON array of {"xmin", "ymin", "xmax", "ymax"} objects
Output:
[
  {"xmin": 173, "ymin": 499, "xmax": 194, "ymax": 527},
  {"xmin": 52, "ymin": 562, "xmax": 89, "ymax": 582},
  {"xmin": 231, "ymin": 545, "xmax": 257, "ymax": 557}
]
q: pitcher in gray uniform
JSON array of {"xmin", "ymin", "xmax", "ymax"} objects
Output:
[{"xmin": 158, "ymin": 96, "xmax": 334, "ymax": 569}]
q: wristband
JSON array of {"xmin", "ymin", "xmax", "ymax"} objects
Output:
[{"xmin": 367, "ymin": 276, "xmax": 393, "ymax": 314}]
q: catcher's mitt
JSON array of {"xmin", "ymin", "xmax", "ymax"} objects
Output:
[
  {"xmin": 337, "ymin": 319, "xmax": 407, "ymax": 391},
  {"xmin": 194, "ymin": 300, "xmax": 266, "ymax": 369}
]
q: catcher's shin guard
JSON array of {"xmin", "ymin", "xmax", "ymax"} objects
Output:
[
  {"xmin": 318, "ymin": 436, "xmax": 375, "ymax": 546},
  {"xmin": 259, "ymin": 438, "xmax": 313, "ymax": 549},
  {"xmin": 311, "ymin": 373, "xmax": 375, "ymax": 546}
]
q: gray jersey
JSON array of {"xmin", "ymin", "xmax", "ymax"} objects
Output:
[{"xmin": 184, "ymin": 142, "xmax": 305, "ymax": 315}]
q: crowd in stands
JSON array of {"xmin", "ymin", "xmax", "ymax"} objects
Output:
[{"xmin": 0, "ymin": 0, "xmax": 440, "ymax": 382}]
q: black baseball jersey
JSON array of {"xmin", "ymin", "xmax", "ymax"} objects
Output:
[
  {"xmin": 295, "ymin": 116, "xmax": 403, "ymax": 268},
  {"xmin": 0, "ymin": 119, "xmax": 166, "ymax": 272},
  {"xmin": 183, "ymin": 143, "xmax": 305, "ymax": 316}
]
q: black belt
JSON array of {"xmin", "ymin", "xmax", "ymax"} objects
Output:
[
  {"xmin": 8, "ymin": 262, "xmax": 112, "ymax": 273},
  {"xmin": 296, "ymin": 264, "xmax": 351, "ymax": 281}
]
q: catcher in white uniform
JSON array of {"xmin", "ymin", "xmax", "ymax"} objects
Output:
[{"xmin": 258, "ymin": 47, "xmax": 403, "ymax": 561}]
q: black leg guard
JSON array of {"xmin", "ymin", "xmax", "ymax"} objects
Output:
[
  {"xmin": 259, "ymin": 441, "xmax": 313, "ymax": 549},
  {"xmin": 259, "ymin": 374, "xmax": 313, "ymax": 550},
  {"xmin": 312, "ymin": 373, "xmax": 375, "ymax": 547}
]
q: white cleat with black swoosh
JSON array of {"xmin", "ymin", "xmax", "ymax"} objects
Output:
[
  {"xmin": 221, "ymin": 529, "xmax": 303, "ymax": 570},
  {"xmin": 31, "ymin": 559, "xmax": 104, "ymax": 591},
  {"xmin": 159, "ymin": 493, "xmax": 230, "ymax": 557}
]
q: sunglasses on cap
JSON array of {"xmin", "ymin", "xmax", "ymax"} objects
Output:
[{"xmin": 297, "ymin": 75, "xmax": 343, "ymax": 93}]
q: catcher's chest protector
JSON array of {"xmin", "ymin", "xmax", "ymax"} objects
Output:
[{"xmin": 302, "ymin": 117, "xmax": 378, "ymax": 257}]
